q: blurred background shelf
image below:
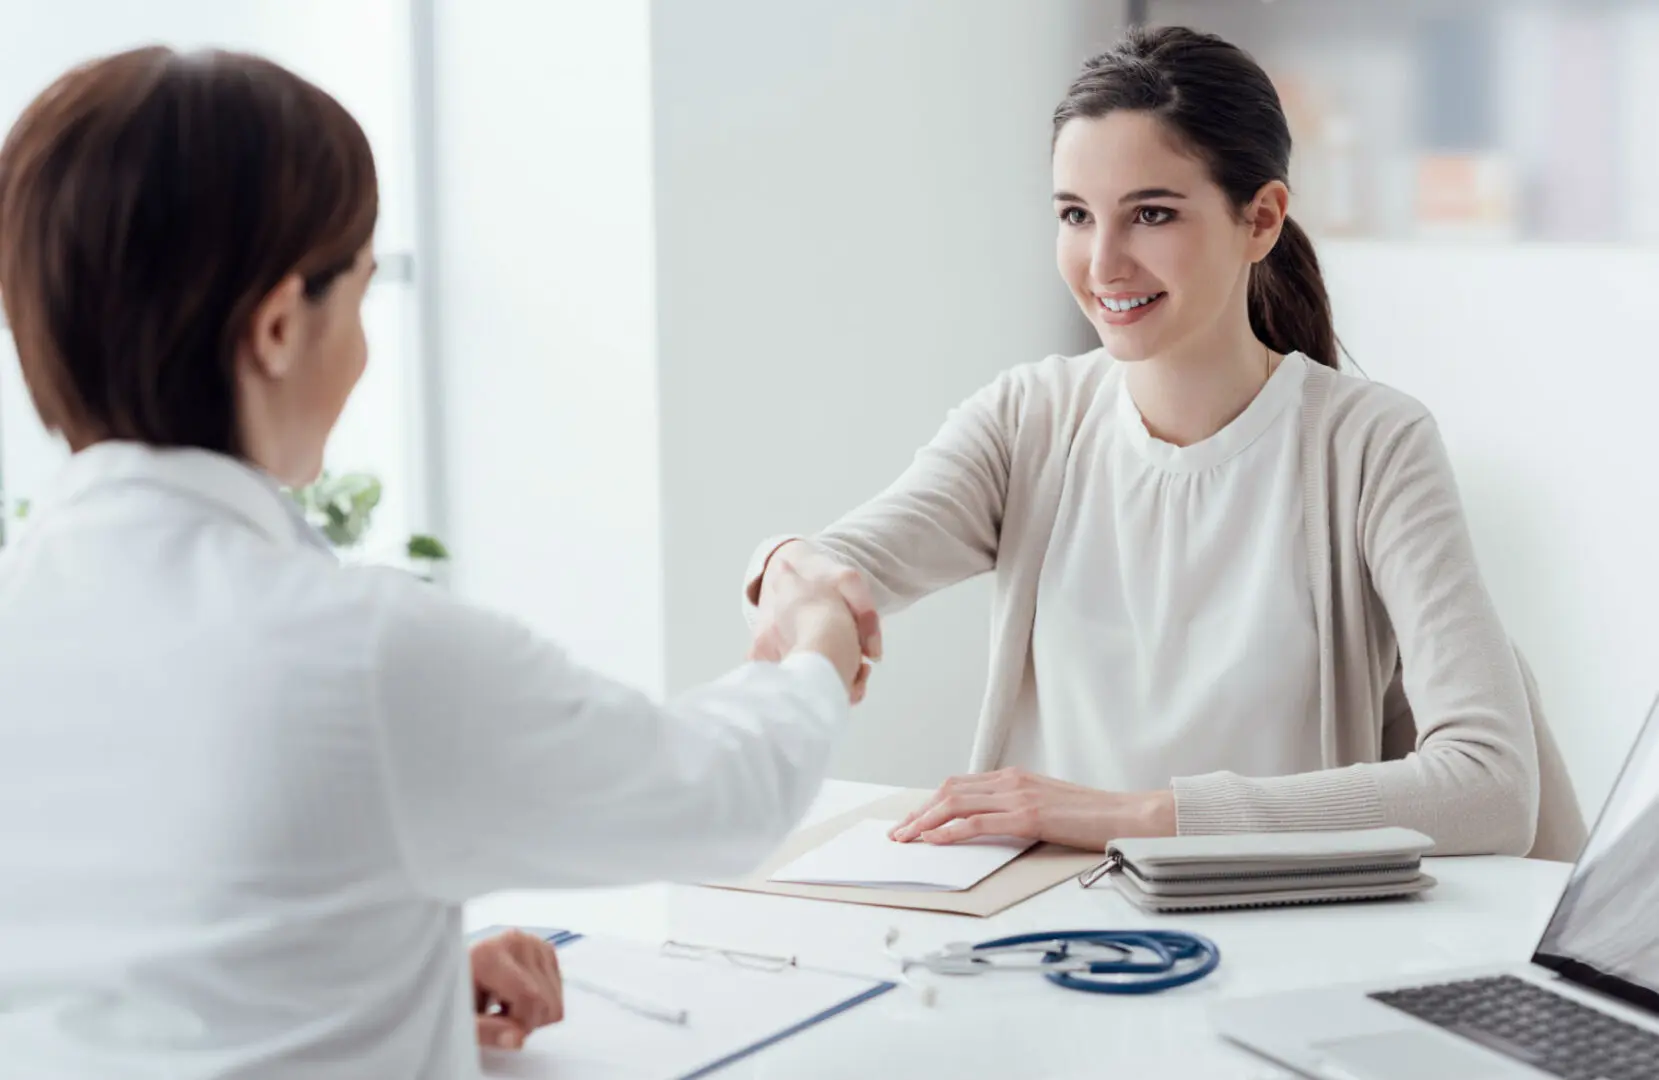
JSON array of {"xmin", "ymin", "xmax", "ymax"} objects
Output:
[{"xmin": 1147, "ymin": 0, "xmax": 1659, "ymax": 250}]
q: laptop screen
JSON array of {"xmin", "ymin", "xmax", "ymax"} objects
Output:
[{"xmin": 1534, "ymin": 693, "xmax": 1659, "ymax": 1014}]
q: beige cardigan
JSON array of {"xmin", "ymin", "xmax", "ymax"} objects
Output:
[{"xmin": 747, "ymin": 352, "xmax": 1587, "ymax": 861}]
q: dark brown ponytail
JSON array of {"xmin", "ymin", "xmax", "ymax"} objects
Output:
[
  {"xmin": 1248, "ymin": 217, "xmax": 1336, "ymax": 368},
  {"xmin": 1053, "ymin": 26, "xmax": 1340, "ymax": 369}
]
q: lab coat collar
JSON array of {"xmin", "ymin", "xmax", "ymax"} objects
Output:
[{"xmin": 37, "ymin": 441, "xmax": 333, "ymax": 554}]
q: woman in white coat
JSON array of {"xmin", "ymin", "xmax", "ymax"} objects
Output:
[{"xmin": 0, "ymin": 48, "xmax": 864, "ymax": 1078}]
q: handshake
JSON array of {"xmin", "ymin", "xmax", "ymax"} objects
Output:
[{"xmin": 748, "ymin": 541, "xmax": 883, "ymax": 703}]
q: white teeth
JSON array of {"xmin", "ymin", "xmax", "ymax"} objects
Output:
[{"xmin": 1101, "ymin": 294, "xmax": 1160, "ymax": 312}]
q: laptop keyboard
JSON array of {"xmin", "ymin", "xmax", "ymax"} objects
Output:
[{"xmin": 1370, "ymin": 974, "xmax": 1659, "ymax": 1080}]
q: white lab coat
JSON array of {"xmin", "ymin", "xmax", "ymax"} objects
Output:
[{"xmin": 0, "ymin": 442, "xmax": 847, "ymax": 1079}]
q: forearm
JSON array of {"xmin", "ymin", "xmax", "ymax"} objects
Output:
[
  {"xmin": 580, "ymin": 654, "xmax": 851, "ymax": 882},
  {"xmin": 1348, "ymin": 414, "xmax": 1540, "ymax": 856},
  {"xmin": 378, "ymin": 577, "xmax": 854, "ymax": 900},
  {"xmin": 743, "ymin": 371, "xmax": 1020, "ymax": 618},
  {"xmin": 1173, "ymin": 749, "xmax": 1535, "ymax": 855},
  {"xmin": 743, "ymin": 521, "xmax": 990, "ymax": 625}
]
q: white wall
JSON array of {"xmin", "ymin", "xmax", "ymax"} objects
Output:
[
  {"xmin": 430, "ymin": 0, "xmax": 664, "ymax": 692},
  {"xmin": 1323, "ymin": 240, "xmax": 1659, "ymax": 817},
  {"xmin": 650, "ymin": 0, "xmax": 1110, "ymax": 785}
]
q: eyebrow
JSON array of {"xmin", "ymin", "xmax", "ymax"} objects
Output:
[{"xmin": 1051, "ymin": 188, "xmax": 1188, "ymax": 204}]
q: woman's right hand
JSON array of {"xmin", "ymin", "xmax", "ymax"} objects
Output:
[
  {"xmin": 751, "ymin": 545, "xmax": 879, "ymax": 700},
  {"xmin": 471, "ymin": 930, "xmax": 563, "ymax": 1052}
]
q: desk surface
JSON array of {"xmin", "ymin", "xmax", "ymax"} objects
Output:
[{"xmin": 466, "ymin": 781, "xmax": 1573, "ymax": 1079}]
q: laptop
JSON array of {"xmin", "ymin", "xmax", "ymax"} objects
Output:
[{"xmin": 1213, "ymin": 693, "xmax": 1659, "ymax": 1080}]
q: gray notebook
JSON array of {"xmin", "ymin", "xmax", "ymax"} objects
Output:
[{"xmin": 1096, "ymin": 827, "xmax": 1437, "ymax": 913}]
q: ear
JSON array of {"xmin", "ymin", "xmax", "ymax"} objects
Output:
[
  {"xmin": 1245, "ymin": 180, "xmax": 1291, "ymax": 264},
  {"xmin": 242, "ymin": 273, "xmax": 307, "ymax": 380}
]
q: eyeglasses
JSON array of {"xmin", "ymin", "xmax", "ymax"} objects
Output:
[{"xmin": 660, "ymin": 939, "xmax": 798, "ymax": 971}]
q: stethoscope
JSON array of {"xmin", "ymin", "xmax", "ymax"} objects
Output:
[{"xmin": 885, "ymin": 928, "xmax": 1221, "ymax": 995}]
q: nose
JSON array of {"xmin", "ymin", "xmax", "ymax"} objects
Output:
[{"xmin": 1089, "ymin": 221, "xmax": 1136, "ymax": 288}]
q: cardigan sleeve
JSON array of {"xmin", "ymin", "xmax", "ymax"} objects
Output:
[
  {"xmin": 742, "ymin": 369, "xmax": 1023, "ymax": 618},
  {"xmin": 1173, "ymin": 416, "xmax": 1540, "ymax": 856}
]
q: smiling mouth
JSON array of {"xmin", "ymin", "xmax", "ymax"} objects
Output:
[
  {"xmin": 1095, "ymin": 292, "xmax": 1167, "ymax": 325},
  {"xmin": 1098, "ymin": 292, "xmax": 1166, "ymax": 313}
]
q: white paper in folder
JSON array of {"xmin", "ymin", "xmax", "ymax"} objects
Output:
[{"xmin": 767, "ymin": 819, "xmax": 1034, "ymax": 891}]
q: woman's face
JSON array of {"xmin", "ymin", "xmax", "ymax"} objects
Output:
[{"xmin": 1052, "ymin": 110, "xmax": 1265, "ymax": 363}]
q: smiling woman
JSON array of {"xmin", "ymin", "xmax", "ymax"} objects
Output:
[{"xmin": 745, "ymin": 24, "xmax": 1586, "ymax": 864}]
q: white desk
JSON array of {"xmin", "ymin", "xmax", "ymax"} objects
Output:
[{"xmin": 466, "ymin": 781, "xmax": 1572, "ymax": 1079}]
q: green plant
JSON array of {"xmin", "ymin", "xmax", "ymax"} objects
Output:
[
  {"xmin": 406, "ymin": 534, "xmax": 449, "ymax": 561},
  {"xmin": 405, "ymin": 533, "xmax": 451, "ymax": 582},
  {"xmin": 289, "ymin": 470, "xmax": 383, "ymax": 548},
  {"xmin": 288, "ymin": 471, "xmax": 450, "ymax": 577}
]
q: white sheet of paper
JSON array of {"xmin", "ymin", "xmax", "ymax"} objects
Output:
[
  {"xmin": 767, "ymin": 818, "xmax": 1035, "ymax": 891},
  {"xmin": 481, "ymin": 935, "xmax": 889, "ymax": 1080}
]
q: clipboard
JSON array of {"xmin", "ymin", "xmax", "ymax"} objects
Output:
[
  {"xmin": 703, "ymin": 789, "xmax": 1105, "ymax": 917},
  {"xmin": 470, "ymin": 925, "xmax": 894, "ymax": 1080}
]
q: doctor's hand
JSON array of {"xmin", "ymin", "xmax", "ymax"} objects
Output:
[
  {"xmin": 471, "ymin": 930, "xmax": 563, "ymax": 1052},
  {"xmin": 752, "ymin": 541, "xmax": 881, "ymax": 702},
  {"xmin": 887, "ymin": 768, "xmax": 1177, "ymax": 851},
  {"xmin": 750, "ymin": 552, "xmax": 872, "ymax": 700}
]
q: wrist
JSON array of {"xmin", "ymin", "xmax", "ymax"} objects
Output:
[
  {"xmin": 757, "ymin": 540, "xmax": 805, "ymax": 598},
  {"xmin": 786, "ymin": 602, "xmax": 859, "ymax": 684},
  {"xmin": 1141, "ymin": 789, "xmax": 1177, "ymax": 837},
  {"xmin": 1110, "ymin": 789, "xmax": 1176, "ymax": 839},
  {"xmin": 768, "ymin": 538, "xmax": 806, "ymax": 574}
]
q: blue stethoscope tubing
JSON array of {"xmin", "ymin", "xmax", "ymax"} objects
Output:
[{"xmin": 970, "ymin": 929, "xmax": 1221, "ymax": 994}]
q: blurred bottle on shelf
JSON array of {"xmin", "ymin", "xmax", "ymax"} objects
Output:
[
  {"xmin": 1410, "ymin": 14, "xmax": 1516, "ymax": 242},
  {"xmin": 1615, "ymin": 6, "xmax": 1659, "ymax": 244},
  {"xmin": 1275, "ymin": 69, "xmax": 1367, "ymax": 238},
  {"xmin": 1540, "ymin": 12, "xmax": 1618, "ymax": 242}
]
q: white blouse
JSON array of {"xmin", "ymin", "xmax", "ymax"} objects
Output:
[{"xmin": 1007, "ymin": 353, "xmax": 1324, "ymax": 791}]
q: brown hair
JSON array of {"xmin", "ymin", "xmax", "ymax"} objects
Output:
[
  {"xmin": 1053, "ymin": 26, "xmax": 1338, "ymax": 369},
  {"xmin": 0, "ymin": 47, "xmax": 378, "ymax": 454}
]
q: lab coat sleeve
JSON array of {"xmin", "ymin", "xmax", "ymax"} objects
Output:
[{"xmin": 365, "ymin": 571, "xmax": 849, "ymax": 902}]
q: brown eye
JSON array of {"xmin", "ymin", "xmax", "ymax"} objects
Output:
[
  {"xmin": 1135, "ymin": 206, "xmax": 1176, "ymax": 226},
  {"xmin": 1059, "ymin": 206, "xmax": 1090, "ymax": 226}
]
